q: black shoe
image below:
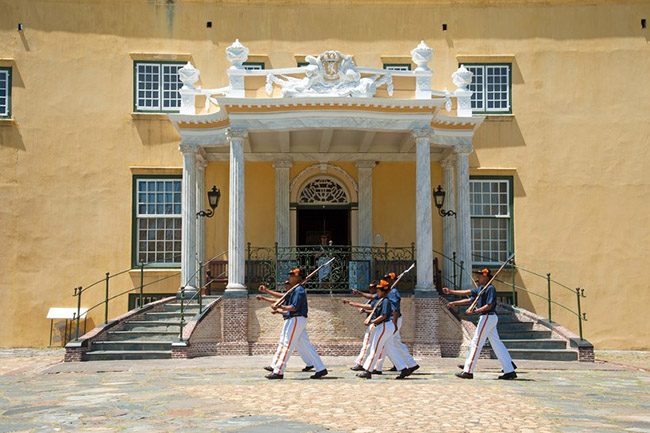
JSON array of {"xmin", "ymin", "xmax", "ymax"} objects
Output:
[
  {"xmin": 310, "ymin": 369, "xmax": 328, "ymax": 379},
  {"xmin": 356, "ymin": 371, "xmax": 372, "ymax": 379},
  {"xmin": 263, "ymin": 365, "xmax": 274, "ymax": 372},
  {"xmin": 265, "ymin": 373, "xmax": 283, "ymax": 380},
  {"xmin": 396, "ymin": 369, "xmax": 409, "ymax": 380},
  {"xmin": 457, "ymin": 364, "xmax": 465, "ymax": 370},
  {"xmin": 409, "ymin": 364, "xmax": 420, "ymax": 374},
  {"xmin": 389, "ymin": 366, "xmax": 398, "ymax": 371},
  {"xmin": 302, "ymin": 365, "xmax": 314, "ymax": 372},
  {"xmin": 500, "ymin": 362, "xmax": 518, "ymax": 373},
  {"xmin": 498, "ymin": 371, "xmax": 517, "ymax": 380},
  {"xmin": 350, "ymin": 365, "xmax": 364, "ymax": 371},
  {"xmin": 455, "ymin": 371, "xmax": 473, "ymax": 379},
  {"xmin": 371, "ymin": 370, "xmax": 382, "ymax": 375}
]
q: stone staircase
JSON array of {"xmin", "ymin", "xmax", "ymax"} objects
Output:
[
  {"xmin": 456, "ymin": 304, "xmax": 578, "ymax": 361},
  {"xmin": 83, "ymin": 298, "xmax": 210, "ymax": 361}
]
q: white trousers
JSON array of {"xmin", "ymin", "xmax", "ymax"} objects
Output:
[
  {"xmin": 375, "ymin": 317, "xmax": 414, "ymax": 371},
  {"xmin": 273, "ymin": 316, "xmax": 326, "ymax": 375},
  {"xmin": 390, "ymin": 317, "xmax": 418, "ymax": 368},
  {"xmin": 355, "ymin": 324, "xmax": 373, "ymax": 365},
  {"xmin": 463, "ymin": 314, "xmax": 515, "ymax": 374},
  {"xmin": 362, "ymin": 321, "xmax": 397, "ymax": 372},
  {"xmin": 271, "ymin": 318, "xmax": 314, "ymax": 368}
]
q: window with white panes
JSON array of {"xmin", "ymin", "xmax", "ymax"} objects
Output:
[
  {"xmin": 470, "ymin": 177, "xmax": 513, "ymax": 265},
  {"xmin": 463, "ymin": 64, "xmax": 511, "ymax": 113},
  {"xmin": 0, "ymin": 67, "xmax": 11, "ymax": 118},
  {"xmin": 242, "ymin": 62, "xmax": 265, "ymax": 71},
  {"xmin": 383, "ymin": 64, "xmax": 411, "ymax": 71},
  {"xmin": 134, "ymin": 62, "xmax": 184, "ymax": 112},
  {"xmin": 134, "ymin": 177, "xmax": 182, "ymax": 266}
]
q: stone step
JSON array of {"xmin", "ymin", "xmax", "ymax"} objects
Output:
[
  {"xmin": 106, "ymin": 330, "xmax": 179, "ymax": 341},
  {"xmin": 497, "ymin": 348, "xmax": 578, "ymax": 361},
  {"xmin": 487, "ymin": 338, "xmax": 568, "ymax": 350},
  {"xmin": 83, "ymin": 350, "xmax": 171, "ymax": 361},
  {"xmin": 122, "ymin": 321, "xmax": 183, "ymax": 332},
  {"xmin": 163, "ymin": 304, "xmax": 202, "ymax": 313},
  {"xmin": 139, "ymin": 314, "xmax": 196, "ymax": 323},
  {"xmin": 463, "ymin": 314, "xmax": 522, "ymax": 324},
  {"xmin": 90, "ymin": 341, "xmax": 172, "ymax": 352},
  {"xmin": 497, "ymin": 330, "xmax": 552, "ymax": 339},
  {"xmin": 145, "ymin": 311, "xmax": 198, "ymax": 319}
]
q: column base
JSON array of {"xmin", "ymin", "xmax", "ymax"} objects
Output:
[
  {"xmin": 224, "ymin": 284, "xmax": 248, "ymax": 298},
  {"xmin": 177, "ymin": 285, "xmax": 198, "ymax": 300},
  {"xmin": 414, "ymin": 287, "xmax": 438, "ymax": 298}
]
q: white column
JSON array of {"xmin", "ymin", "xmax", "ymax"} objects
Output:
[
  {"xmin": 180, "ymin": 143, "xmax": 199, "ymax": 291},
  {"xmin": 273, "ymin": 160, "xmax": 292, "ymax": 248},
  {"xmin": 414, "ymin": 130, "xmax": 435, "ymax": 292},
  {"xmin": 355, "ymin": 160, "xmax": 376, "ymax": 248},
  {"xmin": 441, "ymin": 155, "xmax": 456, "ymax": 288},
  {"xmin": 226, "ymin": 129, "xmax": 248, "ymax": 293},
  {"xmin": 196, "ymin": 156, "xmax": 207, "ymax": 269},
  {"xmin": 456, "ymin": 149, "xmax": 472, "ymax": 287}
]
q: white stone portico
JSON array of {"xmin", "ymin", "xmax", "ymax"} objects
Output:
[{"xmin": 169, "ymin": 40, "xmax": 484, "ymax": 295}]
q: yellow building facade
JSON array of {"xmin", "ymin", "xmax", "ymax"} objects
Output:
[{"xmin": 1, "ymin": 0, "xmax": 649, "ymax": 351}]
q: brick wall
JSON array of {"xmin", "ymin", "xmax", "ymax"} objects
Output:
[{"xmin": 249, "ymin": 295, "xmax": 417, "ymax": 356}]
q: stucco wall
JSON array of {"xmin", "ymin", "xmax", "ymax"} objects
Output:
[{"xmin": 0, "ymin": 0, "xmax": 649, "ymax": 349}]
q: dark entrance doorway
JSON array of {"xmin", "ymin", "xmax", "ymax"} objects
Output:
[{"xmin": 297, "ymin": 208, "xmax": 350, "ymax": 245}]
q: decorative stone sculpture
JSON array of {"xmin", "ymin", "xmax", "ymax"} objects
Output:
[
  {"xmin": 266, "ymin": 50, "xmax": 393, "ymax": 98},
  {"xmin": 410, "ymin": 40, "xmax": 433, "ymax": 72},
  {"xmin": 453, "ymin": 65, "xmax": 474, "ymax": 117},
  {"xmin": 452, "ymin": 64, "xmax": 473, "ymax": 90},
  {"xmin": 226, "ymin": 39, "xmax": 249, "ymax": 69},
  {"xmin": 179, "ymin": 61, "xmax": 200, "ymax": 88},
  {"xmin": 179, "ymin": 62, "xmax": 200, "ymax": 115}
]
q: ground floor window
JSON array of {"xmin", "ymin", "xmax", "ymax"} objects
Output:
[
  {"xmin": 470, "ymin": 176, "xmax": 513, "ymax": 266},
  {"xmin": 132, "ymin": 176, "xmax": 182, "ymax": 267}
]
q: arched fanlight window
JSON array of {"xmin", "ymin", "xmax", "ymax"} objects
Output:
[{"xmin": 298, "ymin": 177, "xmax": 349, "ymax": 205}]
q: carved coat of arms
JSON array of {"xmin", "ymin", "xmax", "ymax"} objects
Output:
[{"xmin": 266, "ymin": 50, "xmax": 393, "ymax": 98}]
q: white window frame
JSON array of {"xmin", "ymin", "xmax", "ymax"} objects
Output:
[
  {"xmin": 383, "ymin": 64, "xmax": 411, "ymax": 71},
  {"xmin": 134, "ymin": 177, "xmax": 182, "ymax": 267},
  {"xmin": 242, "ymin": 62, "xmax": 265, "ymax": 71},
  {"xmin": 463, "ymin": 64, "xmax": 511, "ymax": 114},
  {"xmin": 134, "ymin": 61, "xmax": 184, "ymax": 112},
  {"xmin": 470, "ymin": 177, "xmax": 513, "ymax": 266},
  {"xmin": 0, "ymin": 67, "xmax": 10, "ymax": 118}
]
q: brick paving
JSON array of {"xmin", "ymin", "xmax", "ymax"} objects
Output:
[{"xmin": 0, "ymin": 349, "xmax": 648, "ymax": 432}]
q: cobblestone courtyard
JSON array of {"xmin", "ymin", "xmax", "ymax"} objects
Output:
[{"xmin": 0, "ymin": 349, "xmax": 648, "ymax": 433}]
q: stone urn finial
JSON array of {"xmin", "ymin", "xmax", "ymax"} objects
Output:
[
  {"xmin": 411, "ymin": 40, "xmax": 433, "ymax": 72},
  {"xmin": 452, "ymin": 64, "xmax": 473, "ymax": 90},
  {"xmin": 179, "ymin": 61, "xmax": 200, "ymax": 89},
  {"xmin": 226, "ymin": 39, "xmax": 249, "ymax": 69}
]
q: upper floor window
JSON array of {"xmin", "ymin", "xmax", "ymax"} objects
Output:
[
  {"xmin": 133, "ymin": 62, "xmax": 184, "ymax": 112},
  {"xmin": 133, "ymin": 176, "xmax": 182, "ymax": 267},
  {"xmin": 463, "ymin": 64, "xmax": 511, "ymax": 113},
  {"xmin": 0, "ymin": 67, "xmax": 11, "ymax": 118},
  {"xmin": 243, "ymin": 62, "xmax": 265, "ymax": 71},
  {"xmin": 383, "ymin": 63, "xmax": 411, "ymax": 71},
  {"xmin": 470, "ymin": 177, "xmax": 513, "ymax": 266}
]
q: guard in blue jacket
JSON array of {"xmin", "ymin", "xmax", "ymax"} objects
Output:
[
  {"xmin": 263, "ymin": 268, "xmax": 328, "ymax": 380},
  {"xmin": 443, "ymin": 268, "xmax": 517, "ymax": 380}
]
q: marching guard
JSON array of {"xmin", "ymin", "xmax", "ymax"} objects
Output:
[
  {"xmin": 443, "ymin": 268, "xmax": 517, "ymax": 380},
  {"xmin": 258, "ymin": 280, "xmax": 317, "ymax": 373},
  {"xmin": 257, "ymin": 268, "xmax": 328, "ymax": 380}
]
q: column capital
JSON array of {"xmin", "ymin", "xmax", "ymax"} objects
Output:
[
  {"xmin": 454, "ymin": 145, "xmax": 473, "ymax": 155},
  {"xmin": 441, "ymin": 155, "xmax": 456, "ymax": 170},
  {"xmin": 226, "ymin": 128, "xmax": 248, "ymax": 140},
  {"xmin": 355, "ymin": 160, "xmax": 376, "ymax": 169},
  {"xmin": 272, "ymin": 159, "xmax": 293, "ymax": 169},
  {"xmin": 412, "ymin": 129, "xmax": 432, "ymax": 140},
  {"xmin": 179, "ymin": 143, "xmax": 200, "ymax": 154}
]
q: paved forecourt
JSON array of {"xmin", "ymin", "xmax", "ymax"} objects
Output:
[{"xmin": 0, "ymin": 350, "xmax": 648, "ymax": 433}]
